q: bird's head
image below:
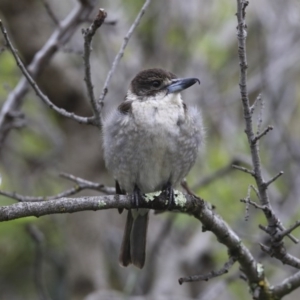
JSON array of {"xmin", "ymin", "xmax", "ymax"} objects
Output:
[{"xmin": 128, "ymin": 68, "xmax": 200, "ymax": 101}]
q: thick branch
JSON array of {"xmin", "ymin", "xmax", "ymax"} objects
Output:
[
  {"xmin": 0, "ymin": 192, "xmax": 269, "ymax": 297},
  {"xmin": 273, "ymin": 271, "xmax": 300, "ymax": 298}
]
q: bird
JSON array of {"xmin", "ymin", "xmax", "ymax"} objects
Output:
[{"xmin": 103, "ymin": 68, "xmax": 204, "ymax": 269}]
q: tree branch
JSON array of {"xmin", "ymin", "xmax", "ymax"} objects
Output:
[
  {"xmin": 273, "ymin": 271, "xmax": 300, "ymax": 298},
  {"xmin": 40, "ymin": 0, "xmax": 60, "ymax": 26},
  {"xmin": 0, "ymin": 1, "xmax": 95, "ymax": 145},
  {"xmin": 232, "ymin": 164, "xmax": 255, "ymax": 176},
  {"xmin": 97, "ymin": 0, "xmax": 152, "ymax": 107},
  {"xmin": 0, "ymin": 173, "xmax": 114, "ymax": 202},
  {"xmin": 252, "ymin": 125, "xmax": 273, "ymax": 144},
  {"xmin": 0, "ymin": 20, "xmax": 96, "ymax": 126},
  {"xmin": 0, "ymin": 192, "xmax": 270, "ymax": 298},
  {"xmin": 263, "ymin": 171, "xmax": 284, "ymax": 188},
  {"xmin": 178, "ymin": 256, "xmax": 237, "ymax": 284},
  {"xmin": 82, "ymin": 8, "xmax": 107, "ymax": 127},
  {"xmin": 236, "ymin": 0, "xmax": 299, "ymax": 273}
]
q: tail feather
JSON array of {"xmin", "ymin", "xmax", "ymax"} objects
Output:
[
  {"xmin": 130, "ymin": 212, "xmax": 149, "ymax": 269},
  {"xmin": 119, "ymin": 210, "xmax": 134, "ymax": 267},
  {"xmin": 119, "ymin": 209, "xmax": 149, "ymax": 269}
]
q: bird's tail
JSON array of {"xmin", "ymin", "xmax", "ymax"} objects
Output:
[{"xmin": 119, "ymin": 209, "xmax": 149, "ymax": 269}]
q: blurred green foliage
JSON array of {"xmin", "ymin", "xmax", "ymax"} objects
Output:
[{"xmin": 0, "ymin": 51, "xmax": 18, "ymax": 98}]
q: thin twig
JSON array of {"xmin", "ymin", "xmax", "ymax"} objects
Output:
[
  {"xmin": 241, "ymin": 185, "xmax": 252, "ymax": 221},
  {"xmin": 250, "ymin": 184, "xmax": 260, "ymax": 200},
  {"xmin": 82, "ymin": 8, "xmax": 107, "ymax": 127},
  {"xmin": 259, "ymin": 243, "xmax": 300, "ymax": 269},
  {"xmin": 178, "ymin": 256, "xmax": 237, "ymax": 284},
  {"xmin": 250, "ymin": 93, "xmax": 261, "ymax": 114},
  {"xmin": 59, "ymin": 172, "xmax": 115, "ymax": 194},
  {"xmin": 181, "ymin": 179, "xmax": 197, "ymax": 195},
  {"xmin": 258, "ymin": 216, "xmax": 299, "ymax": 244},
  {"xmin": 192, "ymin": 157, "xmax": 244, "ymax": 190},
  {"xmin": 252, "ymin": 125, "xmax": 273, "ymax": 144},
  {"xmin": 0, "ymin": 20, "xmax": 96, "ymax": 125},
  {"xmin": 277, "ymin": 221, "xmax": 300, "ymax": 240},
  {"xmin": 264, "ymin": 171, "xmax": 284, "ymax": 188},
  {"xmin": 0, "ymin": 187, "xmax": 84, "ymax": 202},
  {"xmin": 97, "ymin": 0, "xmax": 152, "ymax": 107},
  {"xmin": 232, "ymin": 164, "xmax": 255, "ymax": 176},
  {"xmin": 60, "ymin": 45, "xmax": 83, "ymax": 55},
  {"xmin": 277, "ymin": 221, "xmax": 299, "ymax": 244},
  {"xmin": 0, "ymin": 175, "xmax": 114, "ymax": 202},
  {"xmin": 40, "ymin": 0, "xmax": 60, "ymax": 26},
  {"xmin": 240, "ymin": 198, "xmax": 264, "ymax": 210},
  {"xmin": 256, "ymin": 94, "xmax": 264, "ymax": 136}
]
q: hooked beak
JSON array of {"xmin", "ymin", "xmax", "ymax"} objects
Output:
[{"xmin": 167, "ymin": 77, "xmax": 200, "ymax": 94}]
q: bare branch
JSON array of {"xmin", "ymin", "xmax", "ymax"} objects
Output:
[
  {"xmin": 60, "ymin": 45, "xmax": 83, "ymax": 55},
  {"xmin": 258, "ymin": 216, "xmax": 299, "ymax": 245},
  {"xmin": 235, "ymin": 0, "xmax": 297, "ymax": 271},
  {"xmin": 192, "ymin": 157, "xmax": 244, "ymax": 190},
  {"xmin": 250, "ymin": 93, "xmax": 261, "ymax": 114},
  {"xmin": 40, "ymin": 0, "xmax": 60, "ymax": 26},
  {"xmin": 0, "ymin": 175, "xmax": 114, "ymax": 202},
  {"xmin": 277, "ymin": 221, "xmax": 299, "ymax": 244},
  {"xmin": 256, "ymin": 93, "xmax": 264, "ymax": 136},
  {"xmin": 260, "ymin": 243, "xmax": 300, "ymax": 269},
  {"xmin": 273, "ymin": 271, "xmax": 300, "ymax": 298},
  {"xmin": 250, "ymin": 184, "xmax": 260, "ymax": 200},
  {"xmin": 232, "ymin": 164, "xmax": 255, "ymax": 176},
  {"xmin": 97, "ymin": 0, "xmax": 152, "ymax": 107},
  {"xmin": 59, "ymin": 172, "xmax": 115, "ymax": 194},
  {"xmin": 82, "ymin": 8, "xmax": 107, "ymax": 127},
  {"xmin": 252, "ymin": 125, "xmax": 273, "ymax": 144},
  {"xmin": 264, "ymin": 171, "xmax": 284, "ymax": 188},
  {"xmin": 179, "ymin": 256, "xmax": 237, "ymax": 284},
  {"xmin": 0, "ymin": 21, "xmax": 96, "ymax": 126},
  {"xmin": 0, "ymin": 1, "xmax": 95, "ymax": 144},
  {"xmin": 277, "ymin": 221, "xmax": 300, "ymax": 241},
  {"xmin": 0, "ymin": 191, "xmax": 269, "ymax": 297},
  {"xmin": 241, "ymin": 198, "xmax": 264, "ymax": 210},
  {"xmin": 240, "ymin": 185, "xmax": 253, "ymax": 221}
]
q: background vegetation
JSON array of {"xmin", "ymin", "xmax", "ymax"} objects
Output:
[{"xmin": 0, "ymin": 0, "xmax": 300, "ymax": 299}]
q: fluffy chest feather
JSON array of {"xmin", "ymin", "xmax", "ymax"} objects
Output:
[{"xmin": 130, "ymin": 93, "xmax": 185, "ymax": 132}]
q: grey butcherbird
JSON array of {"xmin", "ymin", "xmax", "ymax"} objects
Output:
[{"xmin": 103, "ymin": 68, "xmax": 204, "ymax": 268}]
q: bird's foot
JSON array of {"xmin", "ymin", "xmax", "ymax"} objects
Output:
[
  {"xmin": 132, "ymin": 185, "xmax": 144, "ymax": 209},
  {"xmin": 163, "ymin": 182, "xmax": 175, "ymax": 210}
]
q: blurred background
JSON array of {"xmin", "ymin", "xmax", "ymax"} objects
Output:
[{"xmin": 0, "ymin": 0, "xmax": 300, "ymax": 299}]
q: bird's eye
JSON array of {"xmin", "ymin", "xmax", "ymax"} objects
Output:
[{"xmin": 152, "ymin": 80, "xmax": 161, "ymax": 88}]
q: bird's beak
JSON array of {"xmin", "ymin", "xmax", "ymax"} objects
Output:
[{"xmin": 167, "ymin": 77, "xmax": 200, "ymax": 94}]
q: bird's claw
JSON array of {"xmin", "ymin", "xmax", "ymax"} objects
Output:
[
  {"xmin": 132, "ymin": 185, "xmax": 144, "ymax": 209},
  {"xmin": 164, "ymin": 182, "xmax": 175, "ymax": 210}
]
